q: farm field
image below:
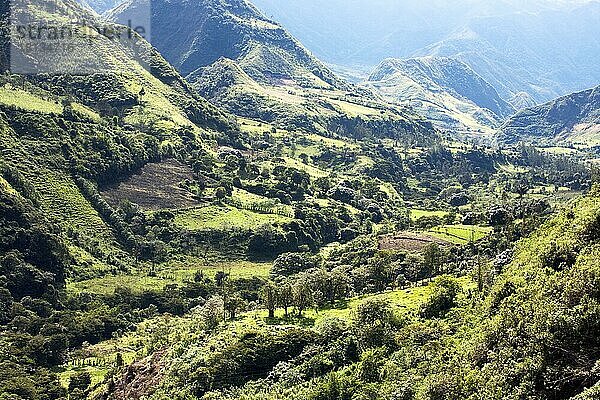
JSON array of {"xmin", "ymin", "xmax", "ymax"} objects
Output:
[
  {"xmin": 101, "ymin": 159, "xmax": 198, "ymax": 210},
  {"xmin": 428, "ymin": 224, "xmax": 493, "ymax": 244},
  {"xmin": 174, "ymin": 204, "xmax": 293, "ymax": 231},
  {"xmin": 410, "ymin": 208, "xmax": 450, "ymax": 221}
]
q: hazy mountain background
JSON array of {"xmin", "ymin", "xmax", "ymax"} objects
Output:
[
  {"xmin": 365, "ymin": 57, "xmax": 515, "ymax": 136},
  {"xmin": 252, "ymin": 0, "xmax": 600, "ymax": 106}
]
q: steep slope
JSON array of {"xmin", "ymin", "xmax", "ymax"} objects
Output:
[
  {"xmin": 97, "ymin": 189, "xmax": 600, "ymax": 400},
  {"xmin": 107, "ymin": 0, "xmax": 439, "ymax": 146},
  {"xmin": 1, "ymin": 0, "xmax": 238, "ymax": 276},
  {"xmin": 365, "ymin": 57, "xmax": 515, "ymax": 136},
  {"xmin": 497, "ymin": 85, "xmax": 600, "ymax": 146},
  {"xmin": 106, "ymin": 0, "xmax": 348, "ymax": 90}
]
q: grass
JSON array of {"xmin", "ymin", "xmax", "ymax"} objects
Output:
[
  {"xmin": 428, "ymin": 225, "xmax": 493, "ymax": 244},
  {"xmin": 284, "ymin": 157, "xmax": 329, "ymax": 178},
  {"xmin": 68, "ymin": 259, "xmax": 272, "ymax": 295},
  {"xmin": 71, "ymin": 102, "xmax": 101, "ymax": 122},
  {"xmin": 0, "ymin": 86, "xmax": 63, "ymax": 113},
  {"xmin": 67, "ymin": 274, "xmax": 178, "ymax": 295},
  {"xmin": 174, "ymin": 204, "xmax": 293, "ymax": 231},
  {"xmin": 328, "ymin": 98, "xmax": 381, "ymax": 117},
  {"xmin": 410, "ymin": 209, "xmax": 449, "ymax": 221}
]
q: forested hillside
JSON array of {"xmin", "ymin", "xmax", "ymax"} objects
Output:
[
  {"xmin": 0, "ymin": 0, "xmax": 599, "ymax": 399},
  {"xmin": 95, "ymin": 188, "xmax": 600, "ymax": 399}
]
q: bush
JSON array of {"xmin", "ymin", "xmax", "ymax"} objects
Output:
[{"xmin": 420, "ymin": 275, "xmax": 461, "ymax": 318}]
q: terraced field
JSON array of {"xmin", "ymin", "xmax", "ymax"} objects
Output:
[{"xmin": 428, "ymin": 225, "xmax": 493, "ymax": 244}]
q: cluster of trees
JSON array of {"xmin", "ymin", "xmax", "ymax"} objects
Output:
[{"xmin": 260, "ymin": 267, "xmax": 350, "ymax": 319}]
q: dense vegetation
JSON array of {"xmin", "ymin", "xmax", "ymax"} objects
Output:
[{"xmin": 0, "ymin": 0, "xmax": 599, "ymax": 399}]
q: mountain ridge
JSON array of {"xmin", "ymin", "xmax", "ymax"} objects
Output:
[
  {"xmin": 496, "ymin": 85, "xmax": 600, "ymax": 145},
  {"xmin": 365, "ymin": 56, "xmax": 515, "ymax": 136}
]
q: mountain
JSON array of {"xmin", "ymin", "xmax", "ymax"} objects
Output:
[
  {"xmin": 252, "ymin": 0, "xmax": 600, "ymax": 106},
  {"xmin": 365, "ymin": 57, "xmax": 515, "ymax": 136},
  {"xmin": 77, "ymin": 0, "xmax": 122, "ymax": 13},
  {"xmin": 106, "ymin": 0, "xmax": 348, "ymax": 90},
  {"xmin": 1, "ymin": 0, "xmax": 239, "ymax": 277},
  {"xmin": 108, "ymin": 0, "xmax": 438, "ymax": 145},
  {"xmin": 414, "ymin": 3, "xmax": 600, "ymax": 106},
  {"xmin": 496, "ymin": 85, "xmax": 600, "ymax": 146}
]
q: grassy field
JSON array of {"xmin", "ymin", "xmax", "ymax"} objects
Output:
[
  {"xmin": 410, "ymin": 209, "xmax": 449, "ymax": 221},
  {"xmin": 71, "ymin": 102, "xmax": 101, "ymax": 122},
  {"xmin": 174, "ymin": 204, "xmax": 293, "ymax": 231},
  {"xmin": 68, "ymin": 259, "xmax": 272, "ymax": 295},
  {"xmin": 428, "ymin": 225, "xmax": 493, "ymax": 244},
  {"xmin": 283, "ymin": 157, "xmax": 329, "ymax": 178},
  {"xmin": 0, "ymin": 86, "xmax": 63, "ymax": 113}
]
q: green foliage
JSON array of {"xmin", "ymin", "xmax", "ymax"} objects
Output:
[{"xmin": 419, "ymin": 275, "xmax": 461, "ymax": 318}]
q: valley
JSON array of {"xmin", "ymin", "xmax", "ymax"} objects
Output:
[{"xmin": 0, "ymin": 0, "xmax": 599, "ymax": 400}]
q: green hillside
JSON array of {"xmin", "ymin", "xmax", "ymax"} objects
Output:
[
  {"xmin": 83, "ymin": 188, "xmax": 600, "ymax": 400},
  {"xmin": 0, "ymin": 0, "xmax": 598, "ymax": 399}
]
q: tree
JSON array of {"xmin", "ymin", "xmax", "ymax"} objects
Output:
[
  {"xmin": 200, "ymin": 296, "xmax": 224, "ymax": 329},
  {"xmin": 278, "ymin": 281, "xmax": 294, "ymax": 317},
  {"xmin": 260, "ymin": 282, "xmax": 278, "ymax": 319},
  {"xmin": 420, "ymin": 275, "xmax": 461, "ymax": 318},
  {"xmin": 292, "ymin": 276, "xmax": 313, "ymax": 317},
  {"xmin": 353, "ymin": 298, "xmax": 399, "ymax": 350},
  {"xmin": 116, "ymin": 352, "xmax": 124, "ymax": 367},
  {"xmin": 271, "ymin": 252, "xmax": 317, "ymax": 277},
  {"xmin": 68, "ymin": 371, "xmax": 91, "ymax": 393},
  {"xmin": 224, "ymin": 295, "xmax": 246, "ymax": 320},
  {"xmin": 215, "ymin": 186, "xmax": 227, "ymax": 200},
  {"xmin": 422, "ymin": 243, "xmax": 446, "ymax": 279}
]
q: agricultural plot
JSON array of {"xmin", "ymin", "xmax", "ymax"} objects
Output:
[
  {"xmin": 428, "ymin": 225, "xmax": 493, "ymax": 244},
  {"xmin": 379, "ymin": 231, "xmax": 450, "ymax": 252},
  {"xmin": 101, "ymin": 159, "xmax": 198, "ymax": 210},
  {"xmin": 174, "ymin": 204, "xmax": 292, "ymax": 231},
  {"xmin": 410, "ymin": 208, "xmax": 450, "ymax": 221}
]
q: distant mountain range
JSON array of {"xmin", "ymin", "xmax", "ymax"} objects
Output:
[
  {"xmin": 497, "ymin": 85, "xmax": 600, "ymax": 146},
  {"xmin": 365, "ymin": 57, "xmax": 514, "ymax": 136},
  {"xmin": 101, "ymin": 0, "xmax": 600, "ymax": 145},
  {"xmin": 252, "ymin": 0, "xmax": 600, "ymax": 106}
]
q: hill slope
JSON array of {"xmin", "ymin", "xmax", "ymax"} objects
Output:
[
  {"xmin": 108, "ymin": 0, "xmax": 439, "ymax": 145},
  {"xmin": 106, "ymin": 0, "xmax": 347, "ymax": 90},
  {"xmin": 2, "ymin": 0, "xmax": 239, "ymax": 276},
  {"xmin": 365, "ymin": 57, "xmax": 515, "ymax": 136},
  {"xmin": 496, "ymin": 85, "xmax": 600, "ymax": 146}
]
